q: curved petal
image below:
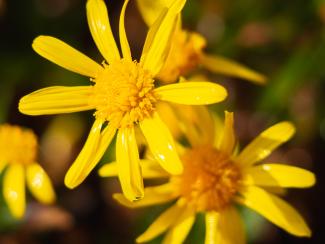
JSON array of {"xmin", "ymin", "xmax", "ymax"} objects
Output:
[
  {"xmin": 32, "ymin": 36, "xmax": 102, "ymax": 78},
  {"xmin": 218, "ymin": 111, "xmax": 236, "ymax": 155},
  {"xmin": 140, "ymin": 112, "xmax": 183, "ymax": 175},
  {"xmin": 141, "ymin": 0, "xmax": 185, "ymax": 75},
  {"xmin": 136, "ymin": 0, "xmax": 172, "ymax": 26},
  {"xmin": 235, "ymin": 122, "xmax": 295, "ymax": 167},
  {"xmin": 26, "ymin": 163, "xmax": 56, "ymax": 204},
  {"xmin": 119, "ymin": 0, "xmax": 132, "ymax": 60},
  {"xmin": 218, "ymin": 206, "xmax": 246, "ymax": 244},
  {"xmin": 155, "ymin": 80, "xmax": 227, "ymax": 105},
  {"xmin": 3, "ymin": 164, "xmax": 25, "ymax": 218},
  {"xmin": 0, "ymin": 161, "xmax": 7, "ymax": 173},
  {"xmin": 162, "ymin": 205, "xmax": 195, "ymax": 244},
  {"xmin": 136, "ymin": 203, "xmax": 185, "ymax": 243},
  {"xmin": 99, "ymin": 159, "xmax": 168, "ymax": 179},
  {"xmin": 114, "ymin": 183, "xmax": 177, "ymax": 208},
  {"xmin": 201, "ymin": 54, "xmax": 267, "ymax": 85},
  {"xmin": 205, "ymin": 211, "xmax": 219, "ymax": 244},
  {"xmin": 19, "ymin": 86, "xmax": 94, "ymax": 116},
  {"xmin": 64, "ymin": 119, "xmax": 104, "ymax": 189},
  {"xmin": 236, "ymin": 186, "xmax": 311, "ymax": 237},
  {"xmin": 86, "ymin": 0, "xmax": 120, "ymax": 63},
  {"xmin": 116, "ymin": 126, "xmax": 144, "ymax": 201},
  {"xmin": 242, "ymin": 164, "xmax": 316, "ymax": 188}
]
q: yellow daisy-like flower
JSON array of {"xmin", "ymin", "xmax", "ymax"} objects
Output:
[
  {"xmin": 103, "ymin": 111, "xmax": 314, "ymax": 243},
  {"xmin": 137, "ymin": 0, "xmax": 267, "ymax": 84},
  {"xmin": 18, "ymin": 0, "xmax": 227, "ymax": 201},
  {"xmin": 0, "ymin": 124, "xmax": 55, "ymax": 219}
]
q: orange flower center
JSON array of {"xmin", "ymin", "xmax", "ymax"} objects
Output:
[
  {"xmin": 157, "ymin": 30, "xmax": 206, "ymax": 83},
  {"xmin": 90, "ymin": 59, "xmax": 158, "ymax": 128},
  {"xmin": 0, "ymin": 124, "xmax": 38, "ymax": 165},
  {"xmin": 174, "ymin": 146, "xmax": 241, "ymax": 211}
]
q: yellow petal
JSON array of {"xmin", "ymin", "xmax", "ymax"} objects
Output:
[
  {"xmin": 136, "ymin": 0, "xmax": 172, "ymax": 26},
  {"xmin": 205, "ymin": 211, "xmax": 219, "ymax": 244},
  {"xmin": 19, "ymin": 86, "xmax": 94, "ymax": 116},
  {"xmin": 0, "ymin": 161, "xmax": 7, "ymax": 173},
  {"xmin": 64, "ymin": 119, "xmax": 104, "ymax": 189},
  {"xmin": 116, "ymin": 126, "xmax": 144, "ymax": 201},
  {"xmin": 140, "ymin": 112, "xmax": 183, "ymax": 175},
  {"xmin": 243, "ymin": 164, "xmax": 316, "ymax": 188},
  {"xmin": 136, "ymin": 203, "xmax": 185, "ymax": 243},
  {"xmin": 218, "ymin": 206, "xmax": 246, "ymax": 244},
  {"xmin": 119, "ymin": 0, "xmax": 132, "ymax": 60},
  {"xmin": 3, "ymin": 164, "xmax": 25, "ymax": 218},
  {"xmin": 236, "ymin": 186, "xmax": 311, "ymax": 237},
  {"xmin": 114, "ymin": 183, "xmax": 177, "ymax": 209},
  {"xmin": 218, "ymin": 111, "xmax": 236, "ymax": 155},
  {"xmin": 26, "ymin": 163, "xmax": 56, "ymax": 204},
  {"xmin": 155, "ymin": 80, "xmax": 227, "ymax": 105},
  {"xmin": 86, "ymin": 0, "xmax": 120, "ymax": 63},
  {"xmin": 201, "ymin": 54, "xmax": 267, "ymax": 85},
  {"xmin": 162, "ymin": 205, "xmax": 195, "ymax": 244},
  {"xmin": 235, "ymin": 122, "xmax": 295, "ymax": 167},
  {"xmin": 141, "ymin": 0, "xmax": 185, "ymax": 75},
  {"xmin": 32, "ymin": 36, "xmax": 102, "ymax": 77},
  {"xmin": 99, "ymin": 159, "xmax": 168, "ymax": 179}
]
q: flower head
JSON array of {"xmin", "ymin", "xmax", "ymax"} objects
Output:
[
  {"xmin": 137, "ymin": 0, "xmax": 267, "ymax": 84},
  {"xmin": 18, "ymin": 0, "xmax": 227, "ymax": 201},
  {"xmin": 108, "ymin": 110, "xmax": 314, "ymax": 243},
  {"xmin": 0, "ymin": 124, "xmax": 55, "ymax": 218}
]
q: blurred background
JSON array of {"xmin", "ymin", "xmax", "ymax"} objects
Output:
[{"xmin": 0, "ymin": 0, "xmax": 324, "ymax": 243}]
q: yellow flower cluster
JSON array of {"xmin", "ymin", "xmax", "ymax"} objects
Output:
[{"xmin": 0, "ymin": 0, "xmax": 313, "ymax": 243}]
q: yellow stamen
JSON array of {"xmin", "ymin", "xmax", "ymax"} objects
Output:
[
  {"xmin": 90, "ymin": 59, "xmax": 158, "ymax": 128},
  {"xmin": 173, "ymin": 145, "xmax": 241, "ymax": 211},
  {"xmin": 0, "ymin": 125, "xmax": 38, "ymax": 165},
  {"xmin": 158, "ymin": 30, "xmax": 206, "ymax": 83}
]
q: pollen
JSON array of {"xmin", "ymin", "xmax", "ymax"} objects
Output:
[
  {"xmin": 90, "ymin": 59, "xmax": 158, "ymax": 128},
  {"xmin": 157, "ymin": 30, "xmax": 206, "ymax": 83},
  {"xmin": 173, "ymin": 145, "xmax": 241, "ymax": 212},
  {"xmin": 0, "ymin": 124, "xmax": 38, "ymax": 165}
]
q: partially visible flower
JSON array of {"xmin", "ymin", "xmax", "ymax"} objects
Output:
[
  {"xmin": 19, "ymin": 0, "xmax": 227, "ymax": 201},
  {"xmin": 103, "ymin": 112, "xmax": 314, "ymax": 243},
  {"xmin": 137, "ymin": 0, "xmax": 267, "ymax": 84},
  {"xmin": 0, "ymin": 124, "xmax": 55, "ymax": 218}
]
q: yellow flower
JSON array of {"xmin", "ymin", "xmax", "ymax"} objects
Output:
[
  {"xmin": 104, "ymin": 111, "xmax": 314, "ymax": 243},
  {"xmin": 136, "ymin": 0, "xmax": 267, "ymax": 84},
  {"xmin": 18, "ymin": 0, "xmax": 227, "ymax": 201},
  {"xmin": 0, "ymin": 124, "xmax": 55, "ymax": 218}
]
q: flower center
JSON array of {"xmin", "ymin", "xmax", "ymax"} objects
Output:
[
  {"xmin": 174, "ymin": 146, "xmax": 241, "ymax": 211},
  {"xmin": 0, "ymin": 125, "xmax": 38, "ymax": 165},
  {"xmin": 157, "ymin": 30, "xmax": 206, "ymax": 83},
  {"xmin": 90, "ymin": 59, "xmax": 158, "ymax": 128}
]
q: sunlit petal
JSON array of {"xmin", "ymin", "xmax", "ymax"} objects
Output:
[
  {"xmin": 32, "ymin": 36, "xmax": 102, "ymax": 77},
  {"xmin": 235, "ymin": 122, "xmax": 295, "ymax": 167},
  {"xmin": 86, "ymin": 0, "xmax": 120, "ymax": 63},
  {"xmin": 114, "ymin": 183, "xmax": 177, "ymax": 208},
  {"xmin": 26, "ymin": 163, "xmax": 56, "ymax": 204},
  {"xmin": 64, "ymin": 119, "xmax": 104, "ymax": 188},
  {"xmin": 205, "ymin": 211, "xmax": 219, "ymax": 244},
  {"xmin": 218, "ymin": 206, "xmax": 246, "ymax": 244},
  {"xmin": 162, "ymin": 205, "xmax": 195, "ymax": 244},
  {"xmin": 140, "ymin": 112, "xmax": 183, "ymax": 175},
  {"xmin": 119, "ymin": 0, "xmax": 132, "ymax": 60},
  {"xmin": 3, "ymin": 164, "xmax": 25, "ymax": 218},
  {"xmin": 116, "ymin": 126, "xmax": 144, "ymax": 201},
  {"xmin": 218, "ymin": 111, "xmax": 236, "ymax": 155},
  {"xmin": 136, "ymin": 203, "xmax": 185, "ymax": 243},
  {"xmin": 242, "ymin": 164, "xmax": 315, "ymax": 188},
  {"xmin": 141, "ymin": 0, "xmax": 185, "ymax": 75},
  {"xmin": 201, "ymin": 54, "xmax": 267, "ymax": 85},
  {"xmin": 19, "ymin": 86, "xmax": 94, "ymax": 115},
  {"xmin": 155, "ymin": 80, "xmax": 227, "ymax": 105},
  {"xmin": 236, "ymin": 186, "xmax": 311, "ymax": 237}
]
